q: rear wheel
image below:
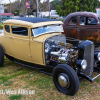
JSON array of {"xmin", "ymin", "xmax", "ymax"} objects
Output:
[
  {"xmin": 0, "ymin": 46, "xmax": 4, "ymax": 67},
  {"xmin": 53, "ymin": 64, "xmax": 79, "ymax": 96}
]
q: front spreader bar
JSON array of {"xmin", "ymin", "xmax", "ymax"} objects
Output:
[
  {"xmin": 78, "ymin": 67, "xmax": 100, "ymax": 82},
  {"xmin": 78, "ymin": 73, "xmax": 100, "ymax": 82}
]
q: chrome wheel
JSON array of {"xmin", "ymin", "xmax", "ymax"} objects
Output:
[
  {"xmin": 53, "ymin": 64, "xmax": 79, "ymax": 95},
  {"xmin": 58, "ymin": 73, "xmax": 70, "ymax": 88}
]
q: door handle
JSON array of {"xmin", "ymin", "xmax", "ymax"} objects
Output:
[{"xmin": 9, "ymin": 36, "xmax": 12, "ymax": 39}]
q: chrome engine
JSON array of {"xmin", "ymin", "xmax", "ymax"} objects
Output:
[
  {"xmin": 45, "ymin": 35, "xmax": 95, "ymax": 77},
  {"xmin": 45, "ymin": 35, "xmax": 78, "ymax": 68},
  {"xmin": 50, "ymin": 43, "xmax": 78, "ymax": 67}
]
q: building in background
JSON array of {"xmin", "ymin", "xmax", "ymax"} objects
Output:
[
  {"xmin": 0, "ymin": 5, "xmax": 4, "ymax": 13},
  {"xmin": 96, "ymin": 7, "xmax": 100, "ymax": 15},
  {"xmin": 1, "ymin": 13, "xmax": 14, "ymax": 20},
  {"xmin": 39, "ymin": 11, "xmax": 51, "ymax": 17},
  {"xmin": 39, "ymin": 10, "xmax": 59, "ymax": 18},
  {"xmin": 50, "ymin": 10, "xmax": 59, "ymax": 18},
  {"xmin": 0, "ymin": 5, "xmax": 14, "ymax": 21}
]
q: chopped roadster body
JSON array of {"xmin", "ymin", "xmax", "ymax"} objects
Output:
[{"xmin": 0, "ymin": 18, "xmax": 100, "ymax": 96}]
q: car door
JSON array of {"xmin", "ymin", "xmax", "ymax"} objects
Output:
[
  {"xmin": 63, "ymin": 16, "xmax": 78, "ymax": 39},
  {"xmin": 78, "ymin": 16, "xmax": 100, "ymax": 45},
  {"xmin": 11, "ymin": 25, "xmax": 31, "ymax": 62},
  {"xmin": 29, "ymin": 28, "xmax": 45, "ymax": 65}
]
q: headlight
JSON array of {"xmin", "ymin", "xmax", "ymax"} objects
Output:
[
  {"xmin": 97, "ymin": 52, "xmax": 100, "ymax": 61},
  {"xmin": 81, "ymin": 60, "xmax": 87, "ymax": 70},
  {"xmin": 76, "ymin": 59, "xmax": 87, "ymax": 70}
]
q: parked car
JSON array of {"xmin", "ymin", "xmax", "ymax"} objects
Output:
[
  {"xmin": 0, "ymin": 18, "xmax": 100, "ymax": 96},
  {"xmin": 62, "ymin": 12, "xmax": 100, "ymax": 47}
]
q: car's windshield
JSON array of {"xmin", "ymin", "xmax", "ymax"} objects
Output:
[{"xmin": 32, "ymin": 24, "xmax": 63, "ymax": 37}]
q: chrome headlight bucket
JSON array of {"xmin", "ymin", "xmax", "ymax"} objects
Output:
[
  {"xmin": 76, "ymin": 59, "xmax": 87, "ymax": 70},
  {"xmin": 94, "ymin": 52, "xmax": 100, "ymax": 61},
  {"xmin": 81, "ymin": 60, "xmax": 87, "ymax": 70},
  {"xmin": 97, "ymin": 52, "xmax": 100, "ymax": 61}
]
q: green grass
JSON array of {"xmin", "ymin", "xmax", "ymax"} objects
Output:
[
  {"xmin": 95, "ymin": 78, "xmax": 100, "ymax": 83},
  {"xmin": 0, "ymin": 58, "xmax": 99, "ymax": 100},
  {"xmin": 0, "ymin": 69, "xmax": 30, "ymax": 85},
  {"xmin": 4, "ymin": 80, "xmax": 14, "ymax": 86},
  {"xmin": 28, "ymin": 74, "xmax": 53, "ymax": 89},
  {"xmin": 9, "ymin": 94, "xmax": 22, "ymax": 100}
]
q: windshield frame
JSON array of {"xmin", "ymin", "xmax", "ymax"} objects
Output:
[{"xmin": 31, "ymin": 24, "xmax": 64, "ymax": 37}]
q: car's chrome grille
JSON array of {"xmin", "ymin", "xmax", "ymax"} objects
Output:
[{"xmin": 83, "ymin": 44, "xmax": 94, "ymax": 76}]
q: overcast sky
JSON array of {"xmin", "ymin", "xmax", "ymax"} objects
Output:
[{"xmin": 1, "ymin": 0, "xmax": 54, "ymax": 4}]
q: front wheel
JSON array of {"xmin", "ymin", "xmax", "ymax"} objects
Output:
[{"xmin": 53, "ymin": 64, "xmax": 79, "ymax": 96}]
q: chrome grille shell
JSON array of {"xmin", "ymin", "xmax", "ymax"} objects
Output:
[
  {"xmin": 83, "ymin": 44, "xmax": 94, "ymax": 76},
  {"xmin": 77, "ymin": 40, "xmax": 94, "ymax": 76}
]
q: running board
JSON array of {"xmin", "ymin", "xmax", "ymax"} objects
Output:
[
  {"xmin": 14, "ymin": 61, "xmax": 52, "ymax": 75},
  {"xmin": 14, "ymin": 61, "xmax": 43, "ymax": 70}
]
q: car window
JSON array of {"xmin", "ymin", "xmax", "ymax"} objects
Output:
[
  {"xmin": 5, "ymin": 25, "xmax": 10, "ymax": 33},
  {"xmin": 88, "ymin": 17, "xmax": 97, "ymax": 25},
  {"xmin": 69, "ymin": 16, "xmax": 77, "ymax": 25},
  {"xmin": 80, "ymin": 16, "xmax": 97, "ymax": 25},
  {"xmin": 32, "ymin": 24, "xmax": 63, "ymax": 37},
  {"xmin": 11, "ymin": 26, "xmax": 28, "ymax": 36}
]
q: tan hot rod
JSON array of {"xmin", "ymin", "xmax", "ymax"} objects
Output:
[{"xmin": 0, "ymin": 18, "xmax": 100, "ymax": 96}]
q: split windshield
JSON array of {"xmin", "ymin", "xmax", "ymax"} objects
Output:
[{"xmin": 32, "ymin": 24, "xmax": 63, "ymax": 37}]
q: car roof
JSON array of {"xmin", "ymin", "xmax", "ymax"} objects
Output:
[
  {"xmin": 63, "ymin": 12, "xmax": 99, "ymax": 23},
  {"xmin": 4, "ymin": 17, "xmax": 63, "ymax": 28},
  {"xmin": 68, "ymin": 12, "xmax": 98, "ymax": 16},
  {"xmin": 12, "ymin": 17, "xmax": 58, "ymax": 23}
]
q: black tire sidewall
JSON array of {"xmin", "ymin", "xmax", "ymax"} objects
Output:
[
  {"xmin": 0, "ymin": 46, "xmax": 4, "ymax": 67},
  {"xmin": 53, "ymin": 64, "xmax": 79, "ymax": 96}
]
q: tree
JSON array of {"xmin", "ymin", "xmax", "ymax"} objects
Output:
[
  {"xmin": 56, "ymin": 0, "xmax": 80, "ymax": 16},
  {"xmin": 56, "ymin": 0, "xmax": 100, "ymax": 16},
  {"xmin": 20, "ymin": 7, "xmax": 27, "ymax": 15},
  {"xmin": 5, "ymin": 0, "xmax": 37, "ymax": 15},
  {"xmin": 79, "ymin": 0, "xmax": 99, "ymax": 12},
  {"xmin": 50, "ymin": 0, "xmax": 61, "ymax": 10}
]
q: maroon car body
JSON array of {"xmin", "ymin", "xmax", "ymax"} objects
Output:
[{"xmin": 63, "ymin": 12, "xmax": 100, "ymax": 47}]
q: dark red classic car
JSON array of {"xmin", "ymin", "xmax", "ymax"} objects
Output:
[{"xmin": 63, "ymin": 12, "xmax": 100, "ymax": 47}]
